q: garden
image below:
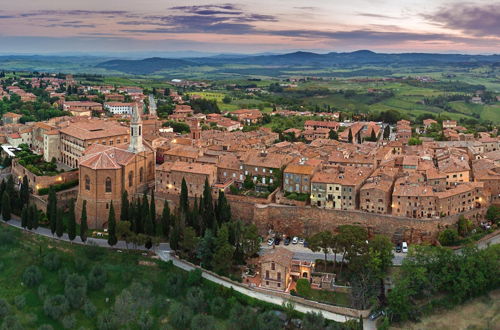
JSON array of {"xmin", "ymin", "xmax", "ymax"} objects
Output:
[{"xmin": 14, "ymin": 144, "xmax": 63, "ymax": 177}]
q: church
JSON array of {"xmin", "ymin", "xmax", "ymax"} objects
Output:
[{"xmin": 75, "ymin": 105, "xmax": 155, "ymax": 228}]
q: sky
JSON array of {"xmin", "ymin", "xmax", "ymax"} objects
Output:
[{"xmin": 0, "ymin": 0, "xmax": 498, "ymax": 55}]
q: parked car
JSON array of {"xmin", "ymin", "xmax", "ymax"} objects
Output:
[
  {"xmin": 274, "ymin": 238, "xmax": 281, "ymax": 245},
  {"xmin": 368, "ymin": 310, "xmax": 385, "ymax": 321},
  {"xmin": 284, "ymin": 237, "xmax": 291, "ymax": 245},
  {"xmin": 267, "ymin": 238, "xmax": 274, "ymax": 246},
  {"xmin": 402, "ymin": 241, "xmax": 408, "ymax": 253},
  {"xmin": 395, "ymin": 243, "xmax": 402, "ymax": 253},
  {"xmin": 292, "ymin": 237, "xmax": 299, "ymax": 244},
  {"xmin": 298, "ymin": 238, "xmax": 305, "ymax": 245}
]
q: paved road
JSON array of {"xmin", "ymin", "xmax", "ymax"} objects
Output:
[{"xmin": 156, "ymin": 248, "xmax": 357, "ymax": 324}]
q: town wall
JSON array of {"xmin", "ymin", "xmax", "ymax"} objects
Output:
[{"xmin": 152, "ymin": 192, "xmax": 486, "ymax": 244}]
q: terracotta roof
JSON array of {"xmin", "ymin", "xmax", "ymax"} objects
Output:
[
  {"xmin": 59, "ymin": 120, "xmax": 128, "ymax": 141},
  {"xmin": 260, "ymin": 247, "xmax": 293, "ymax": 267},
  {"xmin": 79, "ymin": 144, "xmax": 136, "ymax": 169},
  {"xmin": 3, "ymin": 112, "xmax": 22, "ymax": 118},
  {"xmin": 284, "ymin": 163, "xmax": 316, "ymax": 176}
]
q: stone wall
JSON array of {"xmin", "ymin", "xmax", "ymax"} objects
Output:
[{"xmin": 152, "ymin": 191, "xmax": 486, "ymax": 244}]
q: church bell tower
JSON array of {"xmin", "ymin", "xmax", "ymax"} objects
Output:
[{"xmin": 128, "ymin": 104, "xmax": 145, "ymax": 153}]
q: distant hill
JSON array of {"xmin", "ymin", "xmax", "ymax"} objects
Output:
[
  {"xmin": 96, "ymin": 57, "xmax": 197, "ymax": 74},
  {"xmin": 95, "ymin": 51, "xmax": 500, "ymax": 75}
]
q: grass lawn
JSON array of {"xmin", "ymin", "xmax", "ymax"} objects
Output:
[{"xmin": 303, "ymin": 289, "xmax": 351, "ymax": 307}]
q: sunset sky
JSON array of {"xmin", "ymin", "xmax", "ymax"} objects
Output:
[{"xmin": 0, "ymin": 0, "xmax": 498, "ymax": 54}]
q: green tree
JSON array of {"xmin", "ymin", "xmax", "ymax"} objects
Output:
[
  {"xmin": 27, "ymin": 204, "xmax": 35, "ymax": 230},
  {"xmin": 116, "ymin": 221, "xmax": 133, "ymax": 249},
  {"xmin": 55, "ymin": 208, "xmax": 64, "ymax": 238},
  {"xmin": 196, "ymin": 229, "xmax": 216, "ymax": 269},
  {"xmin": 107, "ymin": 202, "xmax": 117, "ymax": 246},
  {"xmin": 241, "ymin": 223, "xmax": 261, "ymax": 259},
  {"xmin": 180, "ymin": 177, "xmax": 189, "ymax": 214},
  {"xmin": 202, "ymin": 178, "xmax": 215, "ymax": 233},
  {"xmin": 438, "ymin": 228, "xmax": 459, "ymax": 246},
  {"xmin": 120, "ymin": 190, "xmax": 129, "ymax": 222},
  {"xmin": 141, "ymin": 194, "xmax": 151, "ymax": 234},
  {"xmin": 21, "ymin": 205, "xmax": 28, "ymax": 228},
  {"xmin": 215, "ymin": 191, "xmax": 231, "ymax": 226},
  {"xmin": 149, "ymin": 190, "xmax": 156, "ymax": 232},
  {"xmin": 457, "ymin": 215, "xmax": 473, "ymax": 237},
  {"xmin": 337, "ymin": 225, "xmax": 368, "ymax": 276},
  {"xmin": 20, "ymin": 175, "xmax": 30, "ymax": 206},
  {"xmin": 80, "ymin": 200, "xmax": 88, "ymax": 243},
  {"xmin": 243, "ymin": 175, "xmax": 255, "ymax": 190},
  {"xmin": 47, "ymin": 186, "xmax": 57, "ymax": 234},
  {"xmin": 329, "ymin": 129, "xmax": 338, "ymax": 140},
  {"xmin": 383, "ymin": 125, "xmax": 390, "ymax": 140},
  {"xmin": 212, "ymin": 225, "xmax": 234, "ymax": 275},
  {"xmin": 308, "ymin": 230, "xmax": 334, "ymax": 272},
  {"xmin": 180, "ymin": 226, "xmax": 198, "ymax": 257},
  {"xmin": 357, "ymin": 132, "xmax": 362, "ymax": 144},
  {"xmin": 348, "ymin": 128, "xmax": 353, "ymax": 143},
  {"xmin": 160, "ymin": 200, "xmax": 171, "ymax": 238},
  {"xmin": 369, "ymin": 128, "xmax": 377, "ymax": 141},
  {"xmin": 485, "ymin": 205, "xmax": 500, "ymax": 224},
  {"xmin": 1, "ymin": 192, "xmax": 11, "ymax": 221},
  {"xmin": 67, "ymin": 199, "xmax": 76, "ymax": 242}
]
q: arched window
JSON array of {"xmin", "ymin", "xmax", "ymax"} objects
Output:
[
  {"xmin": 128, "ymin": 171, "xmax": 133, "ymax": 187},
  {"xmin": 105, "ymin": 177, "xmax": 112, "ymax": 193},
  {"xmin": 85, "ymin": 175, "xmax": 90, "ymax": 190},
  {"xmin": 139, "ymin": 167, "xmax": 144, "ymax": 183}
]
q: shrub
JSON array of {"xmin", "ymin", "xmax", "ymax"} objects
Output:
[
  {"xmin": 43, "ymin": 252, "xmax": 61, "ymax": 271},
  {"xmin": 37, "ymin": 180, "xmax": 79, "ymax": 195},
  {"xmin": 136, "ymin": 311, "xmax": 154, "ymax": 330},
  {"xmin": 0, "ymin": 315, "xmax": 22, "ymax": 330},
  {"xmin": 210, "ymin": 296, "xmax": 227, "ymax": 318},
  {"xmin": 97, "ymin": 311, "xmax": 118, "ymax": 330},
  {"xmin": 14, "ymin": 295, "xmax": 26, "ymax": 310},
  {"xmin": 88, "ymin": 265, "xmax": 107, "ymax": 290},
  {"xmin": 62, "ymin": 314, "xmax": 76, "ymax": 329},
  {"xmin": 37, "ymin": 284, "xmax": 48, "ymax": 300},
  {"xmin": 83, "ymin": 300, "xmax": 97, "ymax": 318},
  {"xmin": 190, "ymin": 314, "xmax": 217, "ymax": 330},
  {"xmin": 185, "ymin": 287, "xmax": 207, "ymax": 314},
  {"xmin": 438, "ymin": 228, "xmax": 459, "ymax": 246},
  {"xmin": 186, "ymin": 268, "xmax": 202, "ymax": 286},
  {"xmin": 43, "ymin": 295, "xmax": 69, "ymax": 320},
  {"xmin": 23, "ymin": 265, "xmax": 43, "ymax": 287},
  {"xmin": 64, "ymin": 273, "xmax": 87, "ymax": 308},
  {"xmin": 168, "ymin": 303, "xmax": 193, "ymax": 329},
  {"xmin": 58, "ymin": 268, "xmax": 70, "ymax": 283},
  {"xmin": 295, "ymin": 278, "xmax": 312, "ymax": 296},
  {"xmin": 37, "ymin": 325, "xmax": 54, "ymax": 330},
  {"xmin": 164, "ymin": 273, "xmax": 184, "ymax": 298},
  {"xmin": 0, "ymin": 228, "xmax": 17, "ymax": 247},
  {"xmin": 0, "ymin": 298, "xmax": 10, "ymax": 319}
]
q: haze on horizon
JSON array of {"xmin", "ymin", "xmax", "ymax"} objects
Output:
[{"xmin": 0, "ymin": 0, "xmax": 498, "ymax": 55}]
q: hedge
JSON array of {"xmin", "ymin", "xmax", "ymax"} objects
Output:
[{"xmin": 37, "ymin": 180, "xmax": 79, "ymax": 195}]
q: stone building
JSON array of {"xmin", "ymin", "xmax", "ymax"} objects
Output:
[
  {"xmin": 260, "ymin": 248, "xmax": 294, "ymax": 291},
  {"xmin": 75, "ymin": 105, "xmax": 155, "ymax": 228},
  {"xmin": 156, "ymin": 161, "xmax": 217, "ymax": 197},
  {"xmin": 59, "ymin": 119, "xmax": 129, "ymax": 168}
]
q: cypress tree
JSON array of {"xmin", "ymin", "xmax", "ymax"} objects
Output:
[
  {"xmin": 150, "ymin": 190, "xmax": 156, "ymax": 231},
  {"xmin": 107, "ymin": 202, "xmax": 117, "ymax": 246},
  {"xmin": 47, "ymin": 186, "xmax": 57, "ymax": 235},
  {"xmin": 180, "ymin": 177, "xmax": 189, "ymax": 214},
  {"xmin": 55, "ymin": 207, "xmax": 64, "ymax": 238},
  {"xmin": 120, "ymin": 190, "xmax": 129, "ymax": 221},
  {"xmin": 20, "ymin": 175, "xmax": 30, "ymax": 206},
  {"xmin": 142, "ymin": 194, "xmax": 150, "ymax": 232},
  {"xmin": 160, "ymin": 200, "xmax": 171, "ymax": 238},
  {"xmin": 348, "ymin": 128, "xmax": 353, "ymax": 143},
  {"xmin": 30, "ymin": 204, "xmax": 37, "ymax": 230},
  {"xmin": 357, "ymin": 132, "xmax": 362, "ymax": 144},
  {"xmin": 216, "ymin": 191, "xmax": 231, "ymax": 226},
  {"xmin": 191, "ymin": 196, "xmax": 200, "ymax": 235},
  {"xmin": 80, "ymin": 200, "xmax": 88, "ymax": 243},
  {"xmin": 2, "ymin": 191, "xmax": 11, "ymax": 221},
  {"xmin": 370, "ymin": 129, "xmax": 376, "ymax": 141},
  {"xmin": 21, "ymin": 205, "xmax": 28, "ymax": 228},
  {"xmin": 383, "ymin": 125, "xmax": 390, "ymax": 140},
  {"xmin": 0, "ymin": 179, "xmax": 5, "ymax": 214},
  {"xmin": 6, "ymin": 175, "xmax": 18, "ymax": 212},
  {"xmin": 129, "ymin": 200, "xmax": 137, "ymax": 233},
  {"xmin": 202, "ymin": 178, "xmax": 215, "ymax": 233},
  {"xmin": 135, "ymin": 199, "xmax": 143, "ymax": 233},
  {"xmin": 67, "ymin": 198, "xmax": 76, "ymax": 242}
]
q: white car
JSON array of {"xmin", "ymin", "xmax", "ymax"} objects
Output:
[
  {"xmin": 298, "ymin": 238, "xmax": 305, "ymax": 245},
  {"xmin": 267, "ymin": 238, "xmax": 274, "ymax": 246},
  {"xmin": 292, "ymin": 237, "xmax": 299, "ymax": 244},
  {"xmin": 402, "ymin": 241, "xmax": 408, "ymax": 253}
]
